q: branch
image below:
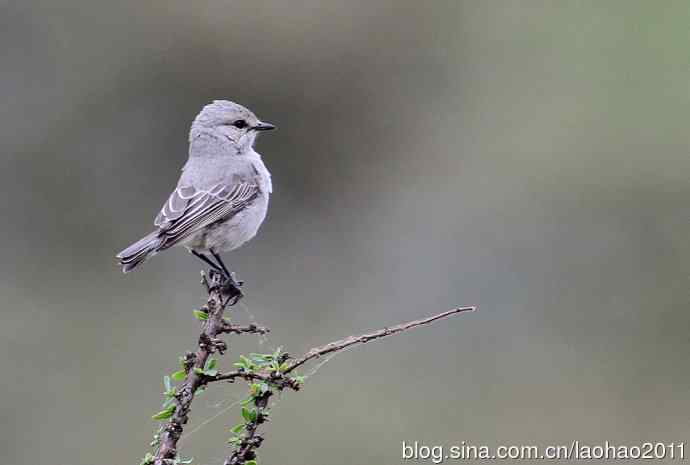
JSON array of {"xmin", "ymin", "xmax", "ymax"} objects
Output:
[
  {"xmin": 284, "ymin": 306, "xmax": 477, "ymax": 373},
  {"xmin": 216, "ymin": 306, "xmax": 478, "ymax": 464},
  {"xmin": 208, "ymin": 306, "xmax": 477, "ymax": 391},
  {"xmin": 141, "ymin": 269, "xmax": 477, "ymax": 465},
  {"xmin": 153, "ymin": 271, "xmax": 246, "ymax": 465},
  {"xmin": 220, "ymin": 322, "xmax": 270, "ymax": 335}
]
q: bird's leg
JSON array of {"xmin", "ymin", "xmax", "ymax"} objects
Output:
[
  {"xmin": 210, "ymin": 250, "xmax": 244, "ymax": 290},
  {"xmin": 210, "ymin": 250, "xmax": 231, "ymax": 278},
  {"xmin": 191, "ymin": 250, "xmax": 224, "ymax": 274},
  {"xmin": 191, "ymin": 250, "xmax": 242, "ymax": 299}
]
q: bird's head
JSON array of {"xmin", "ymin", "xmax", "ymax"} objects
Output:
[{"xmin": 190, "ymin": 100, "xmax": 275, "ymax": 152}]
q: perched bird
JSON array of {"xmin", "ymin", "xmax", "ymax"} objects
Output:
[{"xmin": 116, "ymin": 100, "xmax": 275, "ymax": 283}]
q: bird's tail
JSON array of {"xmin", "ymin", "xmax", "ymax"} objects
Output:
[{"xmin": 116, "ymin": 231, "xmax": 162, "ymax": 273}]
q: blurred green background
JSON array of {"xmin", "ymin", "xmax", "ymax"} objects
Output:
[{"xmin": 1, "ymin": 1, "xmax": 689, "ymax": 464}]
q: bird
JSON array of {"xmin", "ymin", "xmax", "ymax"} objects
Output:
[{"xmin": 116, "ymin": 100, "xmax": 276, "ymax": 286}]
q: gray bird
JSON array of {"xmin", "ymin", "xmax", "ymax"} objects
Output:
[{"xmin": 116, "ymin": 100, "xmax": 275, "ymax": 282}]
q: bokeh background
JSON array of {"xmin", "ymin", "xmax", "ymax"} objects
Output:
[{"xmin": 2, "ymin": 1, "xmax": 689, "ymax": 464}]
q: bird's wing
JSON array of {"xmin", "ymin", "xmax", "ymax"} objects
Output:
[{"xmin": 153, "ymin": 181, "xmax": 259, "ymax": 249}]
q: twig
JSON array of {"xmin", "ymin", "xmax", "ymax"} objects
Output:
[
  {"xmin": 220, "ymin": 323, "xmax": 270, "ymax": 335},
  {"xmin": 216, "ymin": 306, "xmax": 477, "ymax": 464},
  {"xmin": 284, "ymin": 306, "xmax": 477, "ymax": 373},
  {"xmin": 208, "ymin": 306, "xmax": 478, "ymax": 392}
]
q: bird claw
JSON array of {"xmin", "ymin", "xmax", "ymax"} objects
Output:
[
  {"xmin": 206, "ymin": 268, "xmax": 243, "ymax": 303},
  {"xmin": 221, "ymin": 277, "xmax": 243, "ymax": 297}
]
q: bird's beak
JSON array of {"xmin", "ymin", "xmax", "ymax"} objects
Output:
[{"xmin": 253, "ymin": 121, "xmax": 276, "ymax": 131}]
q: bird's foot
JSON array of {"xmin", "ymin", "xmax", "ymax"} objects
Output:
[{"xmin": 208, "ymin": 268, "xmax": 244, "ymax": 301}]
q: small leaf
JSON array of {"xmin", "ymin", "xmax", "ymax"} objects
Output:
[
  {"xmin": 245, "ymin": 461, "xmax": 258, "ymax": 465},
  {"xmin": 279, "ymin": 362, "xmax": 289, "ymax": 372},
  {"xmin": 163, "ymin": 375, "xmax": 172, "ymax": 391},
  {"xmin": 171, "ymin": 370, "xmax": 187, "ymax": 381},
  {"xmin": 193, "ymin": 309, "xmax": 208, "ymax": 321},
  {"xmin": 205, "ymin": 358, "xmax": 217, "ymax": 371},
  {"xmin": 231, "ymin": 423, "xmax": 244, "ymax": 434},
  {"xmin": 249, "ymin": 353, "xmax": 272, "ymax": 366},
  {"xmin": 177, "ymin": 458, "xmax": 194, "ymax": 465},
  {"xmin": 152, "ymin": 405, "xmax": 176, "ymax": 420},
  {"xmin": 139, "ymin": 452, "xmax": 155, "ymax": 465},
  {"xmin": 194, "ymin": 367, "xmax": 204, "ymax": 375},
  {"xmin": 239, "ymin": 355, "xmax": 254, "ymax": 370},
  {"xmin": 240, "ymin": 396, "xmax": 253, "ymax": 406},
  {"xmin": 241, "ymin": 407, "xmax": 256, "ymax": 422},
  {"xmin": 228, "ymin": 436, "xmax": 241, "ymax": 445}
]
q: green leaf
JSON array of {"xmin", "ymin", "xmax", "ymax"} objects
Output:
[
  {"xmin": 245, "ymin": 461, "xmax": 257, "ymax": 465},
  {"xmin": 248, "ymin": 353, "xmax": 272, "ymax": 366},
  {"xmin": 193, "ymin": 309, "xmax": 209, "ymax": 321},
  {"xmin": 177, "ymin": 458, "xmax": 194, "ymax": 465},
  {"xmin": 163, "ymin": 375, "xmax": 172, "ymax": 391},
  {"xmin": 279, "ymin": 362, "xmax": 289, "ymax": 372},
  {"xmin": 192, "ymin": 359, "xmax": 219, "ymax": 377},
  {"xmin": 228, "ymin": 436, "xmax": 241, "ymax": 445},
  {"xmin": 139, "ymin": 452, "xmax": 155, "ymax": 465},
  {"xmin": 231, "ymin": 423, "xmax": 244, "ymax": 434},
  {"xmin": 152, "ymin": 404, "xmax": 176, "ymax": 420},
  {"xmin": 241, "ymin": 407, "xmax": 257, "ymax": 422},
  {"xmin": 239, "ymin": 355, "xmax": 255, "ymax": 370},
  {"xmin": 240, "ymin": 396, "xmax": 253, "ymax": 406},
  {"xmin": 171, "ymin": 370, "xmax": 187, "ymax": 381}
]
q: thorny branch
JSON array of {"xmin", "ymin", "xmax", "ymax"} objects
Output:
[
  {"xmin": 153, "ymin": 270, "xmax": 246, "ymax": 464},
  {"xmin": 146, "ymin": 270, "xmax": 476, "ymax": 465}
]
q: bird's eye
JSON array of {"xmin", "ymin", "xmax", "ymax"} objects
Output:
[{"xmin": 232, "ymin": 120, "xmax": 248, "ymax": 129}]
